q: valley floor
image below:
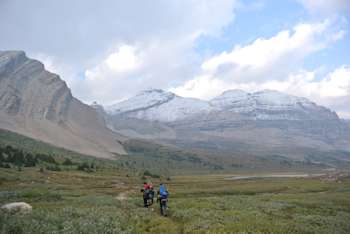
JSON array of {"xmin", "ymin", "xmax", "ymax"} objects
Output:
[{"xmin": 1, "ymin": 169, "xmax": 350, "ymax": 234}]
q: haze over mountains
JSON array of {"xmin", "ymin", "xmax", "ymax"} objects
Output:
[
  {"xmin": 0, "ymin": 51, "xmax": 125, "ymax": 158},
  {"xmin": 1, "ymin": 50, "xmax": 350, "ymax": 165}
]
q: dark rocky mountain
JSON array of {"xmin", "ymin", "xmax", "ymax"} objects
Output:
[{"xmin": 0, "ymin": 51, "xmax": 126, "ymax": 158}]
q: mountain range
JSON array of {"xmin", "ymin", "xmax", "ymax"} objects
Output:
[
  {"xmin": 105, "ymin": 88, "xmax": 338, "ymax": 122},
  {"xmin": 1, "ymin": 50, "xmax": 350, "ymax": 167},
  {"xmin": 103, "ymin": 87, "xmax": 350, "ymax": 162}
]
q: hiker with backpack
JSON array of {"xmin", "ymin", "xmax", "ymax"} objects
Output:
[
  {"xmin": 141, "ymin": 182, "xmax": 150, "ymax": 208},
  {"xmin": 157, "ymin": 183, "xmax": 169, "ymax": 216}
]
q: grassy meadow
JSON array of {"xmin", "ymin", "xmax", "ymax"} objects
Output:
[
  {"xmin": 1, "ymin": 167, "xmax": 350, "ymax": 234},
  {"xmin": 1, "ymin": 129, "xmax": 350, "ymax": 233}
]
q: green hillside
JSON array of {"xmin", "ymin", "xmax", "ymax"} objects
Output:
[{"xmin": 1, "ymin": 128, "xmax": 346, "ymax": 176}]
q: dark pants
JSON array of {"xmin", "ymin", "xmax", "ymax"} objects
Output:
[{"xmin": 143, "ymin": 197, "xmax": 148, "ymax": 207}]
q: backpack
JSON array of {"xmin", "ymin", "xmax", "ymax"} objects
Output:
[
  {"xmin": 143, "ymin": 188, "xmax": 150, "ymax": 198},
  {"xmin": 148, "ymin": 190, "xmax": 154, "ymax": 199},
  {"xmin": 159, "ymin": 185, "xmax": 168, "ymax": 198}
]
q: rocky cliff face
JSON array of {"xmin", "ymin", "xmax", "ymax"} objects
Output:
[
  {"xmin": 0, "ymin": 51, "xmax": 72, "ymax": 122},
  {"xmin": 0, "ymin": 51, "xmax": 126, "ymax": 158}
]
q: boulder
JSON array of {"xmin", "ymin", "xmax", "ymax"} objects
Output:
[{"xmin": 1, "ymin": 202, "xmax": 32, "ymax": 213}]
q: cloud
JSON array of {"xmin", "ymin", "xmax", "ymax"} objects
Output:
[
  {"xmin": 172, "ymin": 66, "xmax": 350, "ymax": 118},
  {"xmin": 0, "ymin": 0, "xmax": 237, "ymax": 66},
  {"xmin": 266, "ymin": 67, "xmax": 350, "ymax": 117},
  {"xmin": 80, "ymin": 40, "xmax": 199, "ymax": 103},
  {"xmin": 298, "ymin": 0, "xmax": 350, "ymax": 15},
  {"xmin": 317, "ymin": 66, "xmax": 350, "ymax": 97},
  {"xmin": 0, "ymin": 0, "xmax": 238, "ymax": 104},
  {"xmin": 171, "ymin": 18, "xmax": 350, "ymax": 118},
  {"xmin": 201, "ymin": 19, "xmax": 343, "ymax": 75},
  {"xmin": 202, "ymin": 22, "xmax": 326, "ymax": 71},
  {"xmin": 105, "ymin": 45, "xmax": 141, "ymax": 73},
  {"xmin": 172, "ymin": 19, "xmax": 345, "ymax": 98}
]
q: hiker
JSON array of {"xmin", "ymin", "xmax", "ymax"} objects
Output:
[
  {"xmin": 141, "ymin": 182, "xmax": 150, "ymax": 207},
  {"xmin": 157, "ymin": 183, "xmax": 169, "ymax": 216},
  {"xmin": 148, "ymin": 185, "xmax": 155, "ymax": 205}
]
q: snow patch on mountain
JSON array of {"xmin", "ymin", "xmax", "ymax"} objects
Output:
[
  {"xmin": 106, "ymin": 89, "xmax": 214, "ymax": 122},
  {"xmin": 210, "ymin": 89, "xmax": 314, "ymax": 113},
  {"xmin": 106, "ymin": 89, "xmax": 175, "ymax": 115}
]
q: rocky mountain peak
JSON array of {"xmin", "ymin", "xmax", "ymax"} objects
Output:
[
  {"xmin": 106, "ymin": 88, "xmax": 176, "ymax": 115},
  {"xmin": 0, "ymin": 50, "xmax": 125, "ymax": 157},
  {"xmin": 209, "ymin": 89, "xmax": 338, "ymax": 120},
  {"xmin": 219, "ymin": 89, "xmax": 248, "ymax": 97},
  {"xmin": 106, "ymin": 88, "xmax": 213, "ymax": 122},
  {"xmin": 0, "ymin": 50, "xmax": 73, "ymax": 122}
]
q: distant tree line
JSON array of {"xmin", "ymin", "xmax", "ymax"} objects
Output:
[{"xmin": 0, "ymin": 145, "xmax": 96, "ymax": 172}]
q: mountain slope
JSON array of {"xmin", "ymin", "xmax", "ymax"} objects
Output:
[
  {"xmin": 106, "ymin": 89, "xmax": 214, "ymax": 122},
  {"xmin": 210, "ymin": 89, "xmax": 338, "ymax": 120},
  {"xmin": 0, "ymin": 51, "xmax": 126, "ymax": 158}
]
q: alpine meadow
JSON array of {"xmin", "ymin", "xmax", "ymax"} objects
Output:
[{"xmin": 1, "ymin": 1, "xmax": 350, "ymax": 234}]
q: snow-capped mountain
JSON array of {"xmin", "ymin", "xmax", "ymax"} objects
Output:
[
  {"xmin": 106, "ymin": 89, "xmax": 338, "ymax": 122},
  {"xmin": 210, "ymin": 89, "xmax": 312, "ymax": 111},
  {"xmin": 210, "ymin": 89, "xmax": 338, "ymax": 120},
  {"xmin": 100, "ymin": 88, "xmax": 350, "ymax": 161},
  {"xmin": 106, "ymin": 89, "xmax": 214, "ymax": 122}
]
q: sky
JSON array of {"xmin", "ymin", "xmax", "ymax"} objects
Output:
[{"xmin": 0, "ymin": 0, "xmax": 350, "ymax": 118}]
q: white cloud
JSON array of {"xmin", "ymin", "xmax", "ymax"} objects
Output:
[
  {"xmin": 69, "ymin": 0, "xmax": 238, "ymax": 104},
  {"xmin": 317, "ymin": 66, "xmax": 350, "ymax": 97},
  {"xmin": 170, "ymin": 75, "xmax": 231, "ymax": 99},
  {"xmin": 202, "ymin": 19, "xmax": 340, "ymax": 73},
  {"xmin": 173, "ymin": 19, "xmax": 345, "ymax": 98},
  {"xmin": 0, "ymin": 0, "xmax": 238, "ymax": 104},
  {"xmin": 171, "ymin": 18, "xmax": 350, "ymax": 118},
  {"xmin": 267, "ymin": 67, "xmax": 350, "ymax": 117},
  {"xmin": 269, "ymin": 67, "xmax": 350, "ymax": 100},
  {"xmin": 105, "ymin": 45, "xmax": 140, "ymax": 73},
  {"xmin": 298, "ymin": 0, "xmax": 350, "ymax": 15},
  {"xmin": 172, "ymin": 66, "xmax": 350, "ymax": 118}
]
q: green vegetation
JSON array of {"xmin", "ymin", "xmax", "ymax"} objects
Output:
[
  {"xmin": 1, "ymin": 168, "xmax": 350, "ymax": 233},
  {"xmin": 1, "ymin": 129, "xmax": 347, "ymax": 175},
  {"xmin": 1, "ymin": 129, "xmax": 350, "ymax": 233},
  {"xmin": 121, "ymin": 139, "xmax": 337, "ymax": 175},
  {"xmin": 0, "ymin": 129, "xmax": 88, "ymax": 159},
  {"xmin": 0, "ymin": 145, "xmax": 101, "ymax": 173},
  {"xmin": 121, "ymin": 139, "xmax": 226, "ymax": 175}
]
